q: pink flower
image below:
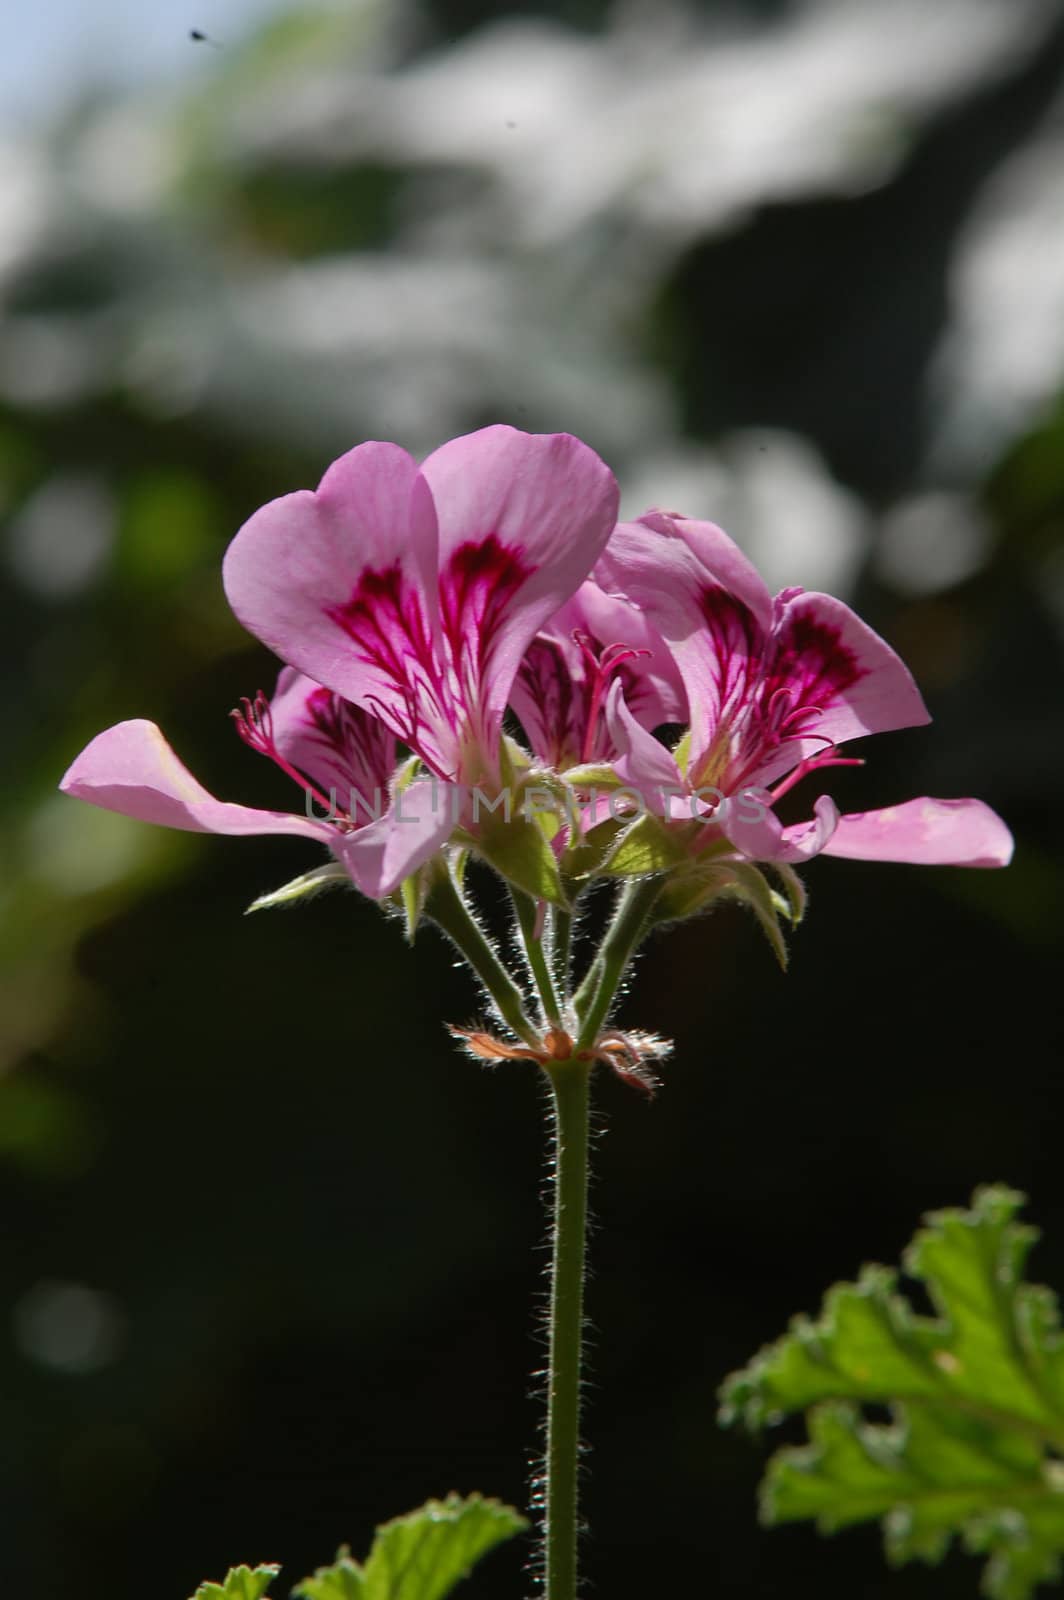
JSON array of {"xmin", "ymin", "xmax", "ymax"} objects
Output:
[
  {"xmin": 222, "ymin": 425, "xmax": 619, "ymax": 792},
  {"xmin": 595, "ymin": 511, "xmax": 1013, "ymax": 869},
  {"xmin": 60, "ymin": 671, "xmax": 452, "ymax": 900},
  {"xmin": 61, "ymin": 425, "xmax": 620, "ymax": 898},
  {"xmin": 509, "ymin": 579, "xmax": 685, "ymax": 770}
]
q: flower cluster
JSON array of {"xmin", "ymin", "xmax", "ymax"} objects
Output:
[{"xmin": 62, "ymin": 425, "xmax": 1011, "ymax": 937}]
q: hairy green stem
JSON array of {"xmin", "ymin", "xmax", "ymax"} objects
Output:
[
  {"xmin": 542, "ymin": 1058, "xmax": 592, "ymax": 1600},
  {"xmin": 573, "ymin": 875, "xmax": 665, "ymax": 1050},
  {"xmin": 425, "ymin": 872, "xmax": 539, "ymax": 1048},
  {"xmin": 538, "ymin": 875, "xmax": 664, "ymax": 1599},
  {"xmin": 511, "ymin": 889, "xmax": 563, "ymax": 1027},
  {"xmin": 551, "ymin": 906, "xmax": 574, "ymax": 1005}
]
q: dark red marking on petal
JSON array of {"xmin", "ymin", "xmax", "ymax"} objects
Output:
[
  {"xmin": 295, "ymin": 687, "xmax": 395, "ymax": 821},
  {"xmin": 699, "ymin": 586, "xmax": 765, "ymax": 718},
  {"xmin": 516, "ymin": 636, "xmax": 586, "ymax": 767},
  {"xmin": 327, "ymin": 564, "xmax": 437, "ymax": 695},
  {"xmin": 439, "ymin": 535, "xmax": 531, "ymax": 685},
  {"xmin": 689, "ymin": 589, "xmax": 871, "ymax": 797},
  {"xmin": 515, "ymin": 625, "xmax": 657, "ymax": 767},
  {"xmin": 761, "ymin": 608, "xmax": 864, "ymax": 722},
  {"xmin": 326, "ymin": 538, "xmax": 531, "ymax": 778},
  {"xmin": 326, "ymin": 562, "xmax": 455, "ymax": 770}
]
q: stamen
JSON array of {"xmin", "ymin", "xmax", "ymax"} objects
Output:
[
  {"xmin": 770, "ymin": 752, "xmax": 865, "ymax": 805},
  {"xmin": 572, "ymin": 629, "xmax": 652, "ymax": 763},
  {"xmin": 231, "ymin": 690, "xmax": 341, "ymax": 820}
]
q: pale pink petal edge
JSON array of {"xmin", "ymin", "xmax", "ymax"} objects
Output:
[
  {"xmin": 819, "ymin": 797, "xmax": 1014, "ymax": 867},
  {"xmin": 59, "ymin": 720, "xmax": 334, "ymax": 842}
]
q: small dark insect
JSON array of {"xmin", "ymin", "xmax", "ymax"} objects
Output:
[{"xmin": 188, "ymin": 27, "xmax": 222, "ymax": 47}]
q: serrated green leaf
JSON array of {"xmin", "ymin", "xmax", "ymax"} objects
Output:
[
  {"xmin": 721, "ymin": 1186, "xmax": 1064, "ymax": 1599},
  {"xmin": 294, "ymin": 1495, "xmax": 526, "ymax": 1600},
  {"xmin": 191, "ymin": 1563, "xmax": 280, "ymax": 1600},
  {"xmin": 294, "ymin": 1545, "xmax": 364, "ymax": 1600},
  {"xmin": 246, "ymin": 864, "xmax": 349, "ymax": 913}
]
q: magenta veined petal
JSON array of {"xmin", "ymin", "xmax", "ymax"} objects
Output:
[
  {"xmin": 419, "ymin": 426, "xmax": 620, "ymax": 737},
  {"xmin": 59, "ymin": 720, "xmax": 336, "ymax": 843},
  {"xmin": 510, "ymin": 579, "xmax": 685, "ymax": 767},
  {"xmin": 268, "ymin": 666, "xmax": 397, "ymax": 816},
  {"xmin": 223, "ymin": 440, "xmax": 445, "ymax": 761},
  {"xmin": 819, "ymin": 797, "xmax": 1015, "ymax": 867},
  {"xmin": 755, "ymin": 590, "xmax": 930, "ymax": 766},
  {"xmin": 596, "ymin": 512, "xmax": 930, "ymax": 796},
  {"xmin": 595, "ymin": 515, "xmax": 773, "ymax": 776},
  {"xmin": 223, "ymin": 427, "xmax": 618, "ymax": 783}
]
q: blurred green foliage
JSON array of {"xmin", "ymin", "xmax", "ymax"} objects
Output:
[{"xmin": 1, "ymin": 2, "xmax": 1063, "ymax": 1597}]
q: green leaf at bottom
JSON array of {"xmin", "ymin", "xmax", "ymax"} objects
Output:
[
  {"xmin": 191, "ymin": 1565, "xmax": 280, "ymax": 1600},
  {"xmin": 720, "ymin": 1187, "xmax": 1064, "ymax": 1599},
  {"xmin": 295, "ymin": 1493, "xmax": 527, "ymax": 1600}
]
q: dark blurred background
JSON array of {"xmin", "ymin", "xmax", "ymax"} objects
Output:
[{"xmin": 2, "ymin": 1, "xmax": 1064, "ymax": 1595}]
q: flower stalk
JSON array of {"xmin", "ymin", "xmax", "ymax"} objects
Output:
[
  {"xmin": 542, "ymin": 1056, "xmax": 592, "ymax": 1600},
  {"xmin": 573, "ymin": 874, "xmax": 666, "ymax": 1049},
  {"xmin": 424, "ymin": 871, "xmax": 539, "ymax": 1049}
]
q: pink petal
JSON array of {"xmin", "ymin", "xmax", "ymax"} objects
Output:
[
  {"xmin": 605, "ymin": 680, "xmax": 688, "ymax": 816},
  {"xmin": 723, "ymin": 791, "xmax": 840, "ymax": 863},
  {"xmin": 569, "ymin": 580, "xmax": 687, "ymax": 727},
  {"xmin": 268, "ymin": 667, "xmax": 396, "ymax": 817},
  {"xmin": 333, "ymin": 777, "xmax": 456, "ymax": 897},
  {"xmin": 510, "ymin": 579, "xmax": 686, "ymax": 766},
  {"xmin": 59, "ymin": 720, "xmax": 335, "ymax": 842},
  {"xmin": 595, "ymin": 514, "xmax": 774, "ymax": 774},
  {"xmin": 819, "ymin": 797, "xmax": 1014, "ymax": 867},
  {"xmin": 595, "ymin": 512, "xmax": 774, "ymax": 635},
  {"xmin": 757, "ymin": 591, "xmax": 930, "ymax": 770},
  {"xmin": 222, "ymin": 441, "xmax": 443, "ymax": 755},
  {"xmin": 420, "ymin": 427, "xmax": 619, "ymax": 729}
]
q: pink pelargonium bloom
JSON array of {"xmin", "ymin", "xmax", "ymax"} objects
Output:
[
  {"xmin": 222, "ymin": 426, "xmax": 619, "ymax": 796},
  {"xmin": 60, "ymin": 670, "xmax": 453, "ymax": 899},
  {"xmin": 509, "ymin": 579, "xmax": 686, "ymax": 770},
  {"xmin": 595, "ymin": 511, "xmax": 1013, "ymax": 869}
]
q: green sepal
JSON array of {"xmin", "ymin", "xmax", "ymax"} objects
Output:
[
  {"xmin": 558, "ymin": 819, "xmax": 624, "ymax": 881},
  {"xmin": 391, "ymin": 855, "xmax": 453, "ymax": 944},
  {"xmin": 771, "ymin": 861, "xmax": 807, "ymax": 925},
  {"xmin": 560, "ymin": 762, "xmax": 625, "ymax": 791},
  {"xmin": 191, "ymin": 1565, "xmax": 280, "ymax": 1600},
  {"xmin": 720, "ymin": 1186, "xmax": 1064, "ymax": 1600},
  {"xmin": 473, "ymin": 808, "xmax": 565, "ymax": 904},
  {"xmin": 293, "ymin": 1493, "xmax": 527, "ymax": 1600},
  {"xmin": 398, "ymin": 873, "xmax": 422, "ymax": 941},
  {"xmin": 653, "ymin": 858, "xmax": 790, "ymax": 966},
  {"xmin": 245, "ymin": 865, "xmax": 350, "ymax": 914},
  {"xmin": 392, "ymin": 753, "xmax": 422, "ymax": 793},
  {"xmin": 499, "ymin": 735, "xmax": 532, "ymax": 784},
  {"xmin": 601, "ymin": 814, "xmax": 689, "ymax": 876}
]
